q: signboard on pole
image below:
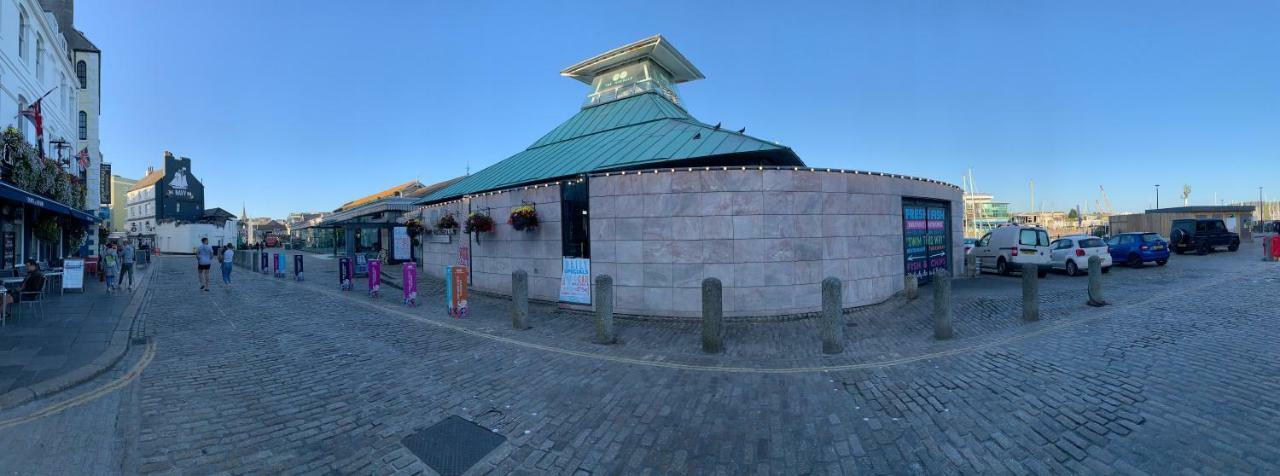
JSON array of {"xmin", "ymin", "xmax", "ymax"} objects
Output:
[
  {"xmin": 293, "ymin": 254, "xmax": 304, "ymax": 281},
  {"xmin": 403, "ymin": 262, "xmax": 417, "ymax": 306},
  {"xmin": 260, "ymin": 251, "xmax": 270, "ymax": 274},
  {"xmin": 368, "ymin": 259, "xmax": 381, "ymax": 296},
  {"xmin": 62, "ymin": 258, "xmax": 85, "ymax": 292},
  {"xmin": 559, "ymin": 257, "xmax": 591, "ymax": 304},
  {"xmin": 445, "ymin": 265, "xmax": 469, "ymax": 317},
  {"xmin": 338, "ymin": 256, "xmax": 352, "ymax": 290},
  {"xmin": 392, "ymin": 226, "xmax": 410, "ymax": 261}
]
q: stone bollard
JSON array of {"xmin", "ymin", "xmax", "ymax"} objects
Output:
[
  {"xmin": 821, "ymin": 277, "xmax": 844, "ymax": 354},
  {"xmin": 702, "ymin": 278, "xmax": 723, "ymax": 353},
  {"xmin": 594, "ymin": 275, "xmax": 615, "ymax": 344},
  {"xmin": 965, "ymin": 254, "xmax": 979, "ymax": 278},
  {"xmin": 1022, "ymin": 264, "xmax": 1040, "ymax": 322},
  {"xmin": 932, "ymin": 270, "xmax": 953, "ymax": 340},
  {"xmin": 511, "ymin": 270, "xmax": 530, "ymax": 330},
  {"xmin": 1087, "ymin": 256, "xmax": 1108, "ymax": 307},
  {"xmin": 904, "ymin": 275, "xmax": 918, "ymax": 300}
]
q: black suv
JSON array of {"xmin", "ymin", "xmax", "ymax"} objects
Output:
[{"xmin": 1170, "ymin": 219, "xmax": 1240, "ymax": 255}]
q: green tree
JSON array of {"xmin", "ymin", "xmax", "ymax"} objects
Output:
[{"xmin": 1067, "ymin": 209, "xmax": 1080, "ymax": 220}]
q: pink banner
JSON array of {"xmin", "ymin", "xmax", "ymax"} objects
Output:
[
  {"xmin": 368, "ymin": 259, "xmax": 381, "ymax": 296},
  {"xmin": 403, "ymin": 262, "xmax": 418, "ymax": 306}
]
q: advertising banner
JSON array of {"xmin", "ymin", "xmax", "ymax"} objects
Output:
[
  {"xmin": 355, "ymin": 254, "xmax": 368, "ymax": 277},
  {"xmin": 902, "ymin": 200, "xmax": 950, "ymax": 284},
  {"xmin": 338, "ymin": 256, "xmax": 352, "ymax": 290},
  {"xmin": 403, "ymin": 262, "xmax": 417, "ymax": 306},
  {"xmin": 457, "ymin": 245, "xmax": 470, "ymax": 267},
  {"xmin": 368, "ymin": 259, "xmax": 381, "ymax": 296},
  {"xmin": 273, "ymin": 253, "xmax": 283, "ymax": 278},
  {"xmin": 261, "ymin": 251, "xmax": 270, "ymax": 274},
  {"xmin": 62, "ymin": 259, "xmax": 85, "ymax": 292},
  {"xmin": 445, "ymin": 265, "xmax": 469, "ymax": 317},
  {"xmin": 293, "ymin": 254, "xmax": 304, "ymax": 281},
  {"xmin": 393, "ymin": 226, "xmax": 410, "ymax": 261},
  {"xmin": 559, "ymin": 257, "xmax": 592, "ymax": 304}
]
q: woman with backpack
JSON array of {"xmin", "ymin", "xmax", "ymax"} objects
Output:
[{"xmin": 103, "ymin": 244, "xmax": 119, "ymax": 293}]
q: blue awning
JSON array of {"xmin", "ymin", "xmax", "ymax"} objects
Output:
[{"xmin": 0, "ymin": 181, "xmax": 99, "ymax": 223}]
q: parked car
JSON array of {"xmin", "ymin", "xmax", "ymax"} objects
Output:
[
  {"xmin": 1106, "ymin": 232, "xmax": 1170, "ymax": 267},
  {"xmin": 969, "ymin": 225, "xmax": 1051, "ymax": 277},
  {"xmin": 1169, "ymin": 219, "xmax": 1239, "ymax": 255},
  {"xmin": 1047, "ymin": 235, "xmax": 1112, "ymax": 276}
]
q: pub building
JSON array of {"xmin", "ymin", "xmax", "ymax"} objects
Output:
[
  {"xmin": 415, "ymin": 35, "xmax": 964, "ymax": 318},
  {"xmin": 0, "ymin": 156, "xmax": 98, "ymax": 270}
]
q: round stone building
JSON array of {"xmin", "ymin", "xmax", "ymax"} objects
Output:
[{"xmin": 415, "ymin": 35, "xmax": 963, "ymax": 318}]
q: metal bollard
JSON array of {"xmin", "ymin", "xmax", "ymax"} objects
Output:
[
  {"xmin": 821, "ymin": 277, "xmax": 844, "ymax": 354},
  {"xmin": 904, "ymin": 274, "xmax": 918, "ymax": 300},
  {"xmin": 1022, "ymin": 264, "xmax": 1040, "ymax": 321},
  {"xmin": 932, "ymin": 270, "xmax": 953, "ymax": 340},
  {"xmin": 702, "ymin": 278, "xmax": 723, "ymax": 353},
  {"xmin": 511, "ymin": 270, "xmax": 530, "ymax": 330},
  {"xmin": 1087, "ymin": 256, "xmax": 1108, "ymax": 307},
  {"xmin": 594, "ymin": 274, "xmax": 615, "ymax": 344}
]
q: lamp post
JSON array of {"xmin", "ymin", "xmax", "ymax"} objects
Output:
[
  {"xmin": 1261, "ymin": 187, "xmax": 1266, "ymax": 229},
  {"xmin": 1154, "ymin": 184, "xmax": 1160, "ymax": 210}
]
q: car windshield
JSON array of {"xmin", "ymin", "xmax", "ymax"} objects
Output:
[
  {"xmin": 1078, "ymin": 238, "xmax": 1105, "ymax": 248},
  {"xmin": 1141, "ymin": 233, "xmax": 1163, "ymax": 243},
  {"xmin": 1019, "ymin": 229, "xmax": 1050, "ymax": 246}
]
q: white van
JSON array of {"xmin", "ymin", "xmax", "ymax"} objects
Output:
[{"xmin": 969, "ymin": 225, "xmax": 1051, "ymax": 277}]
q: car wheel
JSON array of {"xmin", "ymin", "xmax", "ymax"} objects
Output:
[
  {"xmin": 1102, "ymin": 266, "xmax": 1111, "ymax": 274},
  {"xmin": 1156, "ymin": 259, "xmax": 1167, "ymax": 266},
  {"xmin": 1228, "ymin": 241, "xmax": 1239, "ymax": 252},
  {"xmin": 997, "ymin": 258, "xmax": 1009, "ymax": 276},
  {"xmin": 1127, "ymin": 253, "xmax": 1143, "ymax": 267},
  {"xmin": 1174, "ymin": 248, "xmax": 1185, "ymax": 255},
  {"xmin": 1197, "ymin": 242, "xmax": 1210, "ymax": 255},
  {"xmin": 1066, "ymin": 260, "xmax": 1079, "ymax": 277}
]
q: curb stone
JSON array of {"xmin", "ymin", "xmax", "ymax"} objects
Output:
[{"xmin": 0, "ymin": 265, "xmax": 154, "ymax": 412}]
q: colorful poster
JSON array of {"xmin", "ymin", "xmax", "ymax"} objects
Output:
[
  {"xmin": 355, "ymin": 254, "xmax": 368, "ymax": 276},
  {"xmin": 273, "ymin": 253, "xmax": 283, "ymax": 277},
  {"xmin": 403, "ymin": 262, "xmax": 418, "ymax": 306},
  {"xmin": 293, "ymin": 254, "xmax": 304, "ymax": 281},
  {"xmin": 457, "ymin": 245, "xmax": 470, "ymax": 267},
  {"xmin": 392, "ymin": 226, "xmax": 410, "ymax": 261},
  {"xmin": 338, "ymin": 256, "xmax": 352, "ymax": 290},
  {"xmin": 903, "ymin": 205, "xmax": 928, "ymax": 280},
  {"xmin": 445, "ymin": 265, "xmax": 469, "ymax": 317},
  {"xmin": 368, "ymin": 259, "xmax": 381, "ymax": 296},
  {"xmin": 260, "ymin": 251, "xmax": 270, "ymax": 274},
  {"xmin": 903, "ymin": 201, "xmax": 950, "ymax": 283},
  {"xmin": 559, "ymin": 257, "xmax": 592, "ymax": 304}
]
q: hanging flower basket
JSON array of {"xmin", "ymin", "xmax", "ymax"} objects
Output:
[
  {"xmin": 436, "ymin": 213, "xmax": 459, "ymax": 232},
  {"xmin": 464, "ymin": 212, "xmax": 495, "ymax": 234},
  {"xmin": 508, "ymin": 203, "xmax": 539, "ymax": 231}
]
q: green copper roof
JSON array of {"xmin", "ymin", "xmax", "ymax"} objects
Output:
[{"xmin": 418, "ymin": 93, "xmax": 802, "ymax": 203}]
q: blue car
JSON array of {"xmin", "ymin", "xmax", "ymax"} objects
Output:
[{"xmin": 1106, "ymin": 232, "xmax": 1171, "ymax": 267}]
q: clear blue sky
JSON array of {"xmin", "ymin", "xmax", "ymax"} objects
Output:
[{"xmin": 78, "ymin": 0, "xmax": 1279, "ymax": 218}]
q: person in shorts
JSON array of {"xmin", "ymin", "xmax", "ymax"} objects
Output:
[
  {"xmin": 118, "ymin": 240, "xmax": 135, "ymax": 290},
  {"xmin": 196, "ymin": 238, "xmax": 214, "ymax": 291}
]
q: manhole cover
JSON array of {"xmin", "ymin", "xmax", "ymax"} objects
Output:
[{"xmin": 402, "ymin": 415, "xmax": 506, "ymax": 476}]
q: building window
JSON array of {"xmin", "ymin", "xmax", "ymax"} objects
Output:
[
  {"xmin": 18, "ymin": 10, "xmax": 27, "ymax": 59},
  {"xmin": 78, "ymin": 111, "xmax": 87, "ymax": 140},
  {"xmin": 560, "ymin": 178, "xmax": 590, "ymax": 258},
  {"xmin": 76, "ymin": 61, "xmax": 87, "ymax": 89},
  {"xmin": 35, "ymin": 37, "xmax": 43, "ymax": 80}
]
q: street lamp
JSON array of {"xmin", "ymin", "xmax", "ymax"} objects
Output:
[
  {"xmin": 1154, "ymin": 184, "xmax": 1160, "ymax": 210},
  {"xmin": 1261, "ymin": 187, "xmax": 1266, "ymax": 226}
]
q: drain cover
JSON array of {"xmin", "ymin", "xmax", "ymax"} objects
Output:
[{"xmin": 402, "ymin": 416, "xmax": 506, "ymax": 476}]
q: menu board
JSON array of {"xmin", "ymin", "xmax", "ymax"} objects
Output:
[
  {"xmin": 2, "ymin": 232, "xmax": 13, "ymax": 270},
  {"xmin": 63, "ymin": 259, "xmax": 85, "ymax": 292},
  {"xmin": 903, "ymin": 200, "xmax": 950, "ymax": 283}
]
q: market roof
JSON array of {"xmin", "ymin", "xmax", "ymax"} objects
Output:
[
  {"xmin": 128, "ymin": 169, "xmax": 165, "ymax": 192},
  {"xmin": 316, "ymin": 198, "xmax": 420, "ymax": 228},
  {"xmin": 560, "ymin": 35, "xmax": 704, "ymax": 85},
  {"xmin": 417, "ymin": 92, "xmax": 802, "ymax": 204},
  {"xmin": 1144, "ymin": 206, "xmax": 1255, "ymax": 214},
  {"xmin": 336, "ymin": 180, "xmax": 425, "ymax": 212}
]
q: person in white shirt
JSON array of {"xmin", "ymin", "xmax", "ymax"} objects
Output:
[{"xmin": 221, "ymin": 243, "xmax": 235, "ymax": 287}]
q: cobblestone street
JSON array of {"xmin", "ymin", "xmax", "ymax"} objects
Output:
[{"xmin": 3, "ymin": 249, "xmax": 1279, "ymax": 474}]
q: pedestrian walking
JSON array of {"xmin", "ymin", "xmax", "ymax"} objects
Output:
[
  {"xmin": 196, "ymin": 238, "xmax": 214, "ymax": 291},
  {"xmin": 103, "ymin": 244, "xmax": 119, "ymax": 293},
  {"xmin": 221, "ymin": 243, "xmax": 235, "ymax": 287},
  {"xmin": 118, "ymin": 240, "xmax": 136, "ymax": 291}
]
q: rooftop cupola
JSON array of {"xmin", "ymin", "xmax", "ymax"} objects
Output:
[{"xmin": 560, "ymin": 35, "xmax": 705, "ymax": 109}]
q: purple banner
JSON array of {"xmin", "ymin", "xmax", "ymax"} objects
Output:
[
  {"xmin": 403, "ymin": 262, "xmax": 418, "ymax": 306},
  {"xmin": 368, "ymin": 259, "xmax": 381, "ymax": 296}
]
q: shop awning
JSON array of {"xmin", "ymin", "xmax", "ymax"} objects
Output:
[{"xmin": 0, "ymin": 181, "xmax": 99, "ymax": 223}]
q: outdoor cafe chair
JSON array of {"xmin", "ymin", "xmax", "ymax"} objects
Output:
[{"xmin": 18, "ymin": 275, "xmax": 47, "ymax": 320}]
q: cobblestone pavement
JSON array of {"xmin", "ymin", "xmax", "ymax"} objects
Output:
[{"xmin": 3, "ymin": 247, "xmax": 1279, "ymax": 474}]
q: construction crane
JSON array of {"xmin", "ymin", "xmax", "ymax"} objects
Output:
[{"xmin": 1099, "ymin": 185, "xmax": 1115, "ymax": 215}]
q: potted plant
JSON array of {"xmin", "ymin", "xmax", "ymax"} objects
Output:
[
  {"xmin": 405, "ymin": 218, "xmax": 425, "ymax": 247},
  {"xmin": 508, "ymin": 203, "xmax": 539, "ymax": 231},
  {"xmin": 436, "ymin": 213, "xmax": 459, "ymax": 232},
  {"xmin": 464, "ymin": 212, "xmax": 495, "ymax": 234}
]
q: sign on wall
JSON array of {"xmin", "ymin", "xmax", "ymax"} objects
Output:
[
  {"xmin": 392, "ymin": 226, "xmax": 410, "ymax": 260},
  {"xmin": 100, "ymin": 163, "xmax": 112, "ymax": 205},
  {"xmin": 559, "ymin": 257, "xmax": 592, "ymax": 304},
  {"xmin": 903, "ymin": 199, "xmax": 950, "ymax": 284}
]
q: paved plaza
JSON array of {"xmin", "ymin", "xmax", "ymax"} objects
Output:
[{"xmin": 1, "ymin": 245, "xmax": 1278, "ymax": 474}]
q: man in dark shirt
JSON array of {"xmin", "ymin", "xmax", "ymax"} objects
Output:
[{"xmin": 5, "ymin": 260, "xmax": 44, "ymax": 306}]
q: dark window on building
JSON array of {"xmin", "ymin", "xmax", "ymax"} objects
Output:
[
  {"xmin": 560, "ymin": 178, "xmax": 590, "ymax": 258},
  {"xmin": 78, "ymin": 111, "xmax": 87, "ymax": 140},
  {"xmin": 76, "ymin": 60, "xmax": 87, "ymax": 89}
]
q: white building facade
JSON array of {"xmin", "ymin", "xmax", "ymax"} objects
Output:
[{"xmin": 0, "ymin": 1, "xmax": 80, "ymax": 167}]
